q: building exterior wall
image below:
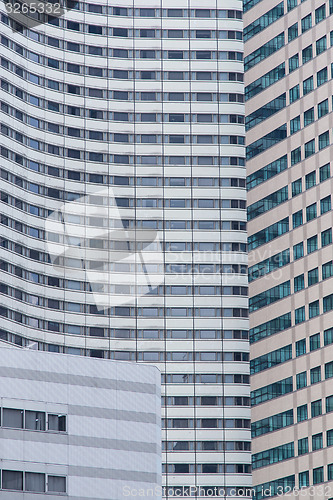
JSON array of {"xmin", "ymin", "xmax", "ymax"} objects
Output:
[
  {"xmin": 0, "ymin": 0, "xmax": 250, "ymax": 496},
  {"xmin": 244, "ymin": 0, "xmax": 333, "ymax": 498},
  {"xmin": 0, "ymin": 344, "xmax": 161, "ymax": 499}
]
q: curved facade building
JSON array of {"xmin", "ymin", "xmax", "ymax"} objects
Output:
[{"xmin": 0, "ymin": 0, "xmax": 250, "ymax": 498}]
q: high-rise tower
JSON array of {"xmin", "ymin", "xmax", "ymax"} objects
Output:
[
  {"xmin": 244, "ymin": 0, "xmax": 333, "ymax": 498},
  {"xmin": 0, "ymin": 1, "xmax": 250, "ymax": 497}
]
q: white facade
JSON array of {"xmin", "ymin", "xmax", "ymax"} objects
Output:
[
  {"xmin": 0, "ymin": 0, "xmax": 250, "ymax": 497},
  {"xmin": 0, "ymin": 344, "xmax": 161, "ymax": 499}
]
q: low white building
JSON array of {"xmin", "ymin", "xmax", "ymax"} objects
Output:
[{"xmin": 0, "ymin": 344, "xmax": 161, "ymax": 499}]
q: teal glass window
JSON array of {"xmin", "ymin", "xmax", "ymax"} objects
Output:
[
  {"xmin": 250, "ymin": 313, "xmax": 291, "ymax": 344},
  {"xmin": 293, "ymin": 242, "xmax": 304, "ymax": 260},
  {"xmin": 331, "ymin": 0, "xmax": 333, "ymax": 14},
  {"xmin": 322, "ymin": 229, "xmax": 332, "ymax": 248},
  {"xmin": 324, "ymin": 293, "xmax": 333, "ymax": 313},
  {"xmin": 305, "ymin": 171, "xmax": 316, "ymax": 189},
  {"xmin": 291, "ymin": 147, "xmax": 301, "ymax": 165},
  {"xmin": 246, "ymin": 125, "xmax": 287, "ymax": 160},
  {"xmin": 290, "ymin": 116, "xmax": 300, "ymax": 135},
  {"xmin": 252, "ymin": 442, "xmax": 294, "ymax": 470},
  {"xmin": 325, "ymin": 328, "xmax": 333, "ymax": 346},
  {"xmin": 309, "ymin": 300, "xmax": 320, "ymax": 318},
  {"xmin": 308, "ymin": 269, "xmax": 318, "ymax": 286},
  {"xmin": 294, "ymin": 274, "xmax": 304, "ymax": 292},
  {"xmin": 298, "ymin": 437, "xmax": 308, "ymax": 455},
  {"xmin": 311, "ymin": 399, "xmax": 322, "ymax": 418},
  {"xmin": 321, "ymin": 195, "xmax": 331, "ymax": 214},
  {"xmin": 246, "ymin": 94, "xmax": 286, "ymax": 131},
  {"xmin": 289, "ymin": 54, "xmax": 299, "ymax": 73},
  {"xmin": 299, "ymin": 471, "xmax": 309, "ymax": 488},
  {"xmin": 251, "ymin": 409, "xmax": 293, "ymax": 438},
  {"xmin": 327, "ymin": 396, "xmax": 333, "ymax": 413},
  {"xmin": 328, "ymin": 464, "xmax": 333, "ymax": 481},
  {"xmin": 251, "ymin": 377, "xmax": 293, "ymax": 406},
  {"xmin": 323, "ymin": 261, "xmax": 333, "ymax": 280},
  {"xmin": 306, "ymin": 203, "xmax": 317, "ymax": 222},
  {"xmin": 301, "ymin": 14, "xmax": 312, "ymax": 33},
  {"xmin": 245, "ymin": 63, "xmax": 285, "ymax": 100},
  {"xmin": 247, "ymin": 155, "xmax": 288, "ymax": 190},
  {"xmin": 317, "ymin": 67, "xmax": 328, "ymax": 86},
  {"xmin": 315, "ymin": 5, "xmax": 326, "ymax": 24},
  {"xmin": 316, "ymin": 35, "xmax": 327, "ymax": 55},
  {"xmin": 328, "ymin": 429, "xmax": 333, "ymax": 445},
  {"xmin": 292, "ymin": 210, "xmax": 303, "ymax": 228},
  {"xmin": 307, "ymin": 235, "xmax": 317, "ymax": 254},
  {"xmin": 254, "ymin": 476, "xmax": 295, "ymax": 500},
  {"xmin": 318, "ymin": 99, "xmax": 329, "ymax": 118},
  {"xmin": 302, "ymin": 45, "xmax": 313, "ymax": 64},
  {"xmin": 296, "ymin": 371, "xmax": 307, "ymax": 389},
  {"xmin": 292, "ymin": 178, "xmax": 302, "ymax": 196},
  {"xmin": 304, "ymin": 107, "xmax": 314, "ymax": 126},
  {"xmin": 312, "ymin": 433, "xmax": 323, "ymax": 450},
  {"xmin": 325, "ymin": 362, "xmax": 333, "ymax": 380},
  {"xmin": 249, "ymin": 249, "xmax": 290, "ymax": 282},
  {"xmin": 310, "ymin": 366, "xmax": 321, "ymax": 384},
  {"xmin": 313, "ymin": 467, "xmax": 324, "ymax": 485},
  {"xmin": 244, "ymin": 33, "xmax": 285, "ymax": 71},
  {"xmin": 319, "ymin": 131, "xmax": 330, "ymax": 150},
  {"xmin": 249, "ymin": 281, "xmax": 290, "ymax": 313},
  {"xmin": 309, "ymin": 333, "xmax": 320, "ymax": 350},
  {"xmin": 295, "ymin": 306, "xmax": 305, "ymax": 324},
  {"xmin": 247, "ymin": 186, "xmax": 288, "ymax": 220},
  {"xmin": 248, "ymin": 218, "xmax": 289, "ymax": 251},
  {"xmin": 288, "ymin": 23, "xmax": 298, "ymax": 42},
  {"xmin": 305, "ymin": 139, "xmax": 315, "ymax": 158},
  {"xmin": 303, "ymin": 76, "xmax": 313, "ymax": 95},
  {"xmin": 289, "ymin": 84, "xmax": 300, "ymax": 102},
  {"xmin": 244, "ymin": 3, "xmax": 284, "ymax": 41},
  {"xmin": 320, "ymin": 163, "xmax": 330, "ymax": 182},
  {"xmin": 296, "ymin": 339, "xmax": 306, "ymax": 357},
  {"xmin": 251, "ymin": 345, "xmax": 292, "ymax": 374},
  {"xmin": 287, "ymin": 0, "xmax": 297, "ymax": 10},
  {"xmin": 297, "ymin": 404, "xmax": 308, "ymax": 422},
  {"xmin": 331, "ymin": 30, "xmax": 333, "ymax": 46},
  {"xmin": 244, "ymin": 0, "xmax": 263, "ymax": 13}
]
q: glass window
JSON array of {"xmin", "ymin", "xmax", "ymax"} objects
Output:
[
  {"xmin": 299, "ymin": 471, "xmax": 309, "ymax": 488},
  {"xmin": 295, "ymin": 306, "xmax": 305, "ymax": 324},
  {"xmin": 296, "ymin": 339, "xmax": 306, "ymax": 357},
  {"xmin": 287, "ymin": 0, "xmax": 297, "ymax": 10},
  {"xmin": 312, "ymin": 433, "xmax": 323, "ymax": 451},
  {"xmin": 296, "ymin": 371, "xmax": 307, "ymax": 389},
  {"xmin": 311, "ymin": 400, "xmax": 322, "ymax": 418},
  {"xmin": 292, "ymin": 210, "xmax": 303, "ymax": 229},
  {"xmin": 245, "ymin": 63, "xmax": 286, "ymax": 100},
  {"xmin": 310, "ymin": 366, "xmax": 321, "ymax": 383},
  {"xmin": 290, "ymin": 116, "xmax": 300, "ymax": 135},
  {"xmin": 2, "ymin": 470, "xmax": 23, "ymax": 490},
  {"xmin": 304, "ymin": 107, "xmax": 314, "ymax": 126},
  {"xmin": 298, "ymin": 437, "xmax": 308, "ymax": 455},
  {"xmin": 315, "ymin": 5, "xmax": 326, "ymax": 24},
  {"xmin": 327, "ymin": 395, "xmax": 333, "ymax": 412},
  {"xmin": 323, "ymin": 262, "xmax": 333, "ymax": 281},
  {"xmin": 318, "ymin": 99, "xmax": 329, "ymax": 118},
  {"xmin": 313, "ymin": 467, "xmax": 324, "ymax": 485},
  {"xmin": 303, "ymin": 76, "xmax": 313, "ymax": 95},
  {"xmin": 302, "ymin": 45, "xmax": 313, "ymax": 64},
  {"xmin": 291, "ymin": 147, "xmax": 301, "ymax": 165},
  {"xmin": 317, "ymin": 67, "xmax": 328, "ymax": 87},
  {"xmin": 328, "ymin": 429, "xmax": 333, "ymax": 446},
  {"xmin": 319, "ymin": 131, "xmax": 330, "ymax": 150},
  {"xmin": 301, "ymin": 14, "xmax": 312, "ymax": 33},
  {"xmin": 316, "ymin": 35, "xmax": 327, "ymax": 55},
  {"xmin": 293, "ymin": 242, "xmax": 304, "ymax": 260},
  {"xmin": 308, "ymin": 269, "xmax": 319, "ymax": 287},
  {"xmin": 288, "ymin": 23, "xmax": 298, "ymax": 41},
  {"xmin": 305, "ymin": 171, "xmax": 316, "ymax": 189},
  {"xmin": 25, "ymin": 472, "xmax": 45, "ymax": 492},
  {"xmin": 297, "ymin": 404, "xmax": 308, "ymax": 422},
  {"xmin": 289, "ymin": 54, "xmax": 299, "ymax": 73},
  {"xmin": 305, "ymin": 139, "xmax": 315, "ymax": 158},
  {"xmin": 307, "ymin": 235, "xmax": 318, "ymax": 254},
  {"xmin": 320, "ymin": 163, "xmax": 330, "ymax": 182},
  {"xmin": 289, "ymin": 84, "xmax": 299, "ymax": 103},
  {"xmin": 3, "ymin": 408, "xmax": 23, "ymax": 428},
  {"xmin": 48, "ymin": 414, "xmax": 66, "ymax": 431},
  {"xmin": 25, "ymin": 410, "xmax": 46, "ymax": 430},
  {"xmin": 48, "ymin": 476, "xmax": 66, "ymax": 493},
  {"xmin": 321, "ymin": 195, "xmax": 331, "ymax": 214},
  {"xmin": 322, "ymin": 229, "xmax": 332, "ymax": 247},
  {"xmin": 306, "ymin": 203, "xmax": 317, "ymax": 221},
  {"xmin": 292, "ymin": 178, "xmax": 302, "ymax": 196}
]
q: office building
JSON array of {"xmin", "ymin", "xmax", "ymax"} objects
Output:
[
  {"xmin": 0, "ymin": 0, "xmax": 250, "ymax": 496},
  {"xmin": 244, "ymin": 0, "xmax": 333, "ymax": 497},
  {"xmin": 0, "ymin": 342, "xmax": 161, "ymax": 499}
]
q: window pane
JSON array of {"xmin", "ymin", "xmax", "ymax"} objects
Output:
[
  {"xmin": 25, "ymin": 411, "xmax": 46, "ymax": 431},
  {"xmin": 3, "ymin": 408, "xmax": 23, "ymax": 428},
  {"xmin": 25, "ymin": 472, "xmax": 45, "ymax": 492},
  {"xmin": 48, "ymin": 475, "xmax": 66, "ymax": 493},
  {"xmin": 48, "ymin": 414, "xmax": 66, "ymax": 431},
  {"xmin": 2, "ymin": 470, "xmax": 23, "ymax": 490}
]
